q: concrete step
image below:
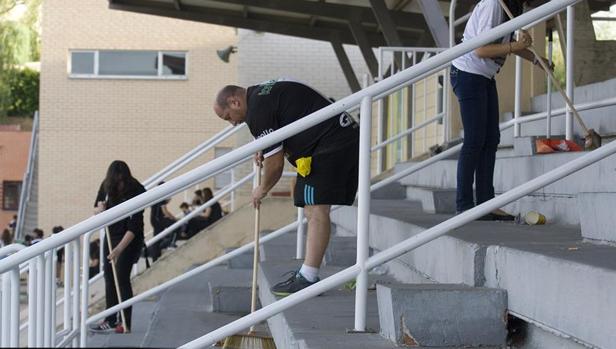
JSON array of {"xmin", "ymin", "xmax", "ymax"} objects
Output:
[
  {"xmin": 377, "ymin": 283, "xmax": 507, "ymax": 347},
  {"xmin": 395, "ymin": 150, "xmax": 616, "ymax": 225},
  {"xmin": 260, "ymin": 232, "xmax": 359, "ymax": 267},
  {"xmin": 206, "ymin": 267, "xmax": 253, "ymax": 314},
  {"xmin": 405, "ymin": 185, "xmax": 456, "ymax": 214},
  {"xmin": 258, "ymin": 259, "xmax": 398, "ymax": 349},
  {"xmin": 576, "ymin": 192, "xmax": 616, "ymax": 243},
  {"xmin": 330, "ymin": 199, "xmax": 616, "ymax": 349}
]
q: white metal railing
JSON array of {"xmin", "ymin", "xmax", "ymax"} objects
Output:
[
  {"xmin": 177, "ymin": 1, "xmax": 586, "ymax": 346},
  {"xmin": 15, "ymin": 112, "xmax": 39, "ymax": 241},
  {"xmin": 0, "ymin": 1, "xmax": 587, "ymax": 347},
  {"xmin": 376, "ymin": 47, "xmax": 448, "ymax": 173}
]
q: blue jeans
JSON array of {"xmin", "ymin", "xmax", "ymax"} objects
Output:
[{"xmin": 450, "ymin": 66, "xmax": 500, "ymax": 212}]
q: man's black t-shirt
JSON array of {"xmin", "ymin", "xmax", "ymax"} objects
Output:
[{"xmin": 245, "ymin": 79, "xmax": 358, "ymax": 164}]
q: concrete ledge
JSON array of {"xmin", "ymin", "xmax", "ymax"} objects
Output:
[
  {"xmin": 577, "ymin": 192, "xmax": 616, "ymax": 243},
  {"xmin": 224, "ymin": 247, "xmax": 254, "ymax": 269},
  {"xmin": 207, "ymin": 268, "xmax": 253, "ymax": 313},
  {"xmin": 405, "ymin": 186, "xmax": 456, "ymax": 214},
  {"xmin": 332, "ymin": 200, "xmax": 616, "ymax": 349},
  {"xmin": 377, "ymin": 283, "xmax": 507, "ymax": 347}
]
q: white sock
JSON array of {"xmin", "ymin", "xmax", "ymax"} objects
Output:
[{"xmin": 299, "ymin": 264, "xmax": 319, "ymax": 282}]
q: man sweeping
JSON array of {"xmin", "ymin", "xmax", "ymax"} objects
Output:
[{"xmin": 213, "ymin": 79, "xmax": 359, "ymax": 296}]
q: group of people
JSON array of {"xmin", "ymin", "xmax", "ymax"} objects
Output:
[{"xmin": 89, "ymin": 0, "xmax": 544, "ymax": 334}]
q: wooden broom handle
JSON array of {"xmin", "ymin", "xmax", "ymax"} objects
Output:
[
  {"xmin": 249, "ymin": 168, "xmax": 261, "ymax": 333},
  {"xmin": 104, "ymin": 228, "xmax": 129, "ymax": 333}
]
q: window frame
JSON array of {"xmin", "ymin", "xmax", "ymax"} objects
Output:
[
  {"xmin": 2, "ymin": 181, "xmax": 22, "ymax": 211},
  {"xmin": 68, "ymin": 50, "xmax": 188, "ymax": 80}
]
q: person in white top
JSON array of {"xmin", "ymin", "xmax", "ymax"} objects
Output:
[{"xmin": 450, "ymin": 0, "xmax": 551, "ymax": 220}]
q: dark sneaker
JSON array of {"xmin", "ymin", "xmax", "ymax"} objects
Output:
[
  {"xmin": 89, "ymin": 321, "xmax": 116, "ymax": 333},
  {"xmin": 271, "ymin": 271, "xmax": 319, "ymax": 297}
]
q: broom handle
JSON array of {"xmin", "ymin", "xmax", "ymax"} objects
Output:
[
  {"xmin": 497, "ymin": 0, "xmax": 590, "ymax": 133},
  {"xmin": 249, "ymin": 168, "xmax": 262, "ymax": 333},
  {"xmin": 105, "ymin": 227, "xmax": 129, "ymax": 333}
]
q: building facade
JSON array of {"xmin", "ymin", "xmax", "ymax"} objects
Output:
[
  {"xmin": 39, "ymin": 0, "xmax": 237, "ymax": 232},
  {"xmin": 0, "ymin": 127, "xmax": 31, "ymax": 230}
]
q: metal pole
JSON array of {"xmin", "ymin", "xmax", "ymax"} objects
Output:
[
  {"xmin": 27, "ymin": 259, "xmax": 37, "ymax": 346},
  {"xmin": 71, "ymin": 241, "xmax": 80, "ymax": 347},
  {"xmin": 44, "ymin": 251, "xmax": 52, "ymax": 347},
  {"xmin": 1, "ymin": 272, "xmax": 10, "ymax": 347},
  {"xmin": 50, "ymin": 250, "xmax": 57, "ymax": 346},
  {"xmin": 295, "ymin": 208, "xmax": 305, "ymax": 259},
  {"xmin": 449, "ymin": 0, "xmax": 457, "ymax": 48},
  {"xmin": 9, "ymin": 268, "xmax": 19, "ymax": 347},
  {"xmin": 36, "ymin": 255, "xmax": 44, "ymax": 346},
  {"xmin": 63, "ymin": 244, "xmax": 71, "ymax": 333},
  {"xmin": 376, "ymin": 47, "xmax": 384, "ymax": 174},
  {"xmin": 514, "ymin": 55, "xmax": 523, "ymax": 137},
  {"xmin": 80, "ymin": 234, "xmax": 91, "ymax": 347},
  {"xmin": 99, "ymin": 229, "xmax": 104, "ymax": 274},
  {"xmin": 565, "ymin": 5, "xmax": 575, "ymax": 140},
  {"xmin": 354, "ymin": 96, "xmax": 372, "ymax": 331},
  {"xmin": 230, "ymin": 169, "xmax": 236, "ymax": 212},
  {"xmin": 547, "ymin": 30, "xmax": 553, "ymax": 138}
]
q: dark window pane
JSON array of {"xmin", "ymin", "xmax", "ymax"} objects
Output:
[
  {"xmin": 162, "ymin": 53, "xmax": 186, "ymax": 76},
  {"xmin": 71, "ymin": 52, "xmax": 94, "ymax": 74},
  {"xmin": 2, "ymin": 181, "xmax": 22, "ymax": 211},
  {"xmin": 99, "ymin": 51, "xmax": 158, "ymax": 76}
]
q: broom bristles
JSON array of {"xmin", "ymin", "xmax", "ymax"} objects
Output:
[{"xmin": 221, "ymin": 333, "xmax": 276, "ymax": 349}]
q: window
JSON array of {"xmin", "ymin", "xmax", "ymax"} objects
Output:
[
  {"xmin": 69, "ymin": 50, "xmax": 187, "ymax": 79},
  {"xmin": 214, "ymin": 147, "xmax": 233, "ymax": 189},
  {"xmin": 2, "ymin": 181, "xmax": 22, "ymax": 211}
]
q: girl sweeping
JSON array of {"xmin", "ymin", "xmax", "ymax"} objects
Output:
[
  {"xmin": 90, "ymin": 160, "xmax": 145, "ymax": 333},
  {"xmin": 450, "ymin": 0, "xmax": 551, "ymax": 220}
]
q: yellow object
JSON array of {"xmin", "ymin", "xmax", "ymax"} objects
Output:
[
  {"xmin": 222, "ymin": 333, "xmax": 276, "ymax": 349},
  {"xmin": 295, "ymin": 156, "xmax": 312, "ymax": 177},
  {"xmin": 525, "ymin": 211, "xmax": 546, "ymax": 225}
]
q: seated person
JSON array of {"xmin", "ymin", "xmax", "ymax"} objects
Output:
[{"xmin": 184, "ymin": 188, "xmax": 223, "ymax": 238}]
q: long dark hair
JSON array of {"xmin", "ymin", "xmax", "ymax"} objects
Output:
[
  {"xmin": 104, "ymin": 160, "xmax": 135, "ymax": 203},
  {"xmin": 202, "ymin": 188, "xmax": 214, "ymax": 202},
  {"xmin": 503, "ymin": 0, "xmax": 525, "ymax": 18}
]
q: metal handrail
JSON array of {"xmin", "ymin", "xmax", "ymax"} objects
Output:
[
  {"xmin": 0, "ymin": 1, "xmax": 582, "ymax": 347},
  {"xmin": 15, "ymin": 112, "xmax": 39, "ymax": 240},
  {"xmin": 143, "ymin": 124, "xmax": 245, "ymax": 189}
]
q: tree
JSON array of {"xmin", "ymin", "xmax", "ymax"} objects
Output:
[{"xmin": 0, "ymin": 0, "xmax": 40, "ymax": 118}]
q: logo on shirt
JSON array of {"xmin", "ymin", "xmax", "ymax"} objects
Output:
[
  {"xmin": 339, "ymin": 113, "xmax": 353, "ymax": 127},
  {"xmin": 258, "ymin": 80, "xmax": 277, "ymax": 96},
  {"xmin": 258, "ymin": 128, "xmax": 275, "ymax": 139}
]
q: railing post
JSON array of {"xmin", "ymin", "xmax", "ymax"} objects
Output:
[
  {"xmin": 230, "ymin": 169, "xmax": 236, "ymax": 212},
  {"xmin": 27, "ymin": 258, "xmax": 37, "ymax": 347},
  {"xmin": 51, "ymin": 250, "xmax": 57, "ymax": 346},
  {"xmin": 376, "ymin": 47, "xmax": 384, "ymax": 175},
  {"xmin": 36, "ymin": 255, "xmax": 44, "ymax": 346},
  {"xmin": 1, "ymin": 272, "xmax": 10, "ymax": 347},
  {"xmin": 295, "ymin": 208, "xmax": 305, "ymax": 259},
  {"xmin": 10, "ymin": 268, "xmax": 19, "ymax": 347},
  {"xmin": 565, "ymin": 5, "xmax": 574, "ymax": 141},
  {"xmin": 546, "ymin": 30, "xmax": 553, "ymax": 139},
  {"xmin": 80, "ymin": 234, "xmax": 91, "ymax": 347},
  {"xmin": 514, "ymin": 55, "xmax": 523, "ymax": 137},
  {"xmin": 63, "ymin": 243, "xmax": 72, "ymax": 335},
  {"xmin": 354, "ymin": 95, "xmax": 373, "ymax": 331},
  {"xmin": 72, "ymin": 240, "xmax": 80, "ymax": 347},
  {"xmin": 44, "ymin": 251, "xmax": 52, "ymax": 347}
]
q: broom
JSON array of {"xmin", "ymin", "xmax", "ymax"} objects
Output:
[
  {"xmin": 497, "ymin": 0, "xmax": 601, "ymax": 149},
  {"xmin": 222, "ymin": 167, "xmax": 275, "ymax": 349},
  {"xmin": 104, "ymin": 227, "xmax": 130, "ymax": 333}
]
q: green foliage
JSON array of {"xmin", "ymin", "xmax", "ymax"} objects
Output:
[
  {"xmin": 5, "ymin": 67, "xmax": 38, "ymax": 117},
  {"xmin": 0, "ymin": 0, "xmax": 40, "ymax": 117}
]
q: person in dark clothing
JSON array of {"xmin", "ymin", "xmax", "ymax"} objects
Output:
[
  {"xmin": 184, "ymin": 187, "xmax": 223, "ymax": 238},
  {"xmin": 214, "ymin": 79, "xmax": 359, "ymax": 296},
  {"xmin": 52, "ymin": 226, "xmax": 65, "ymax": 285},
  {"xmin": 90, "ymin": 160, "xmax": 145, "ymax": 334},
  {"xmin": 89, "ymin": 240, "xmax": 101, "ymax": 279},
  {"xmin": 148, "ymin": 182, "xmax": 177, "ymax": 262}
]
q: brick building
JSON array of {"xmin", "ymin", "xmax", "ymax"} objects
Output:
[{"xmin": 0, "ymin": 127, "xmax": 31, "ymax": 230}]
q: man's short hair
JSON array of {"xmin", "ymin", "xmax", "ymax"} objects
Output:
[{"xmin": 216, "ymin": 85, "xmax": 244, "ymax": 108}]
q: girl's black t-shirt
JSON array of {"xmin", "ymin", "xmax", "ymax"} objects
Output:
[{"xmin": 245, "ymin": 79, "xmax": 358, "ymax": 165}]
